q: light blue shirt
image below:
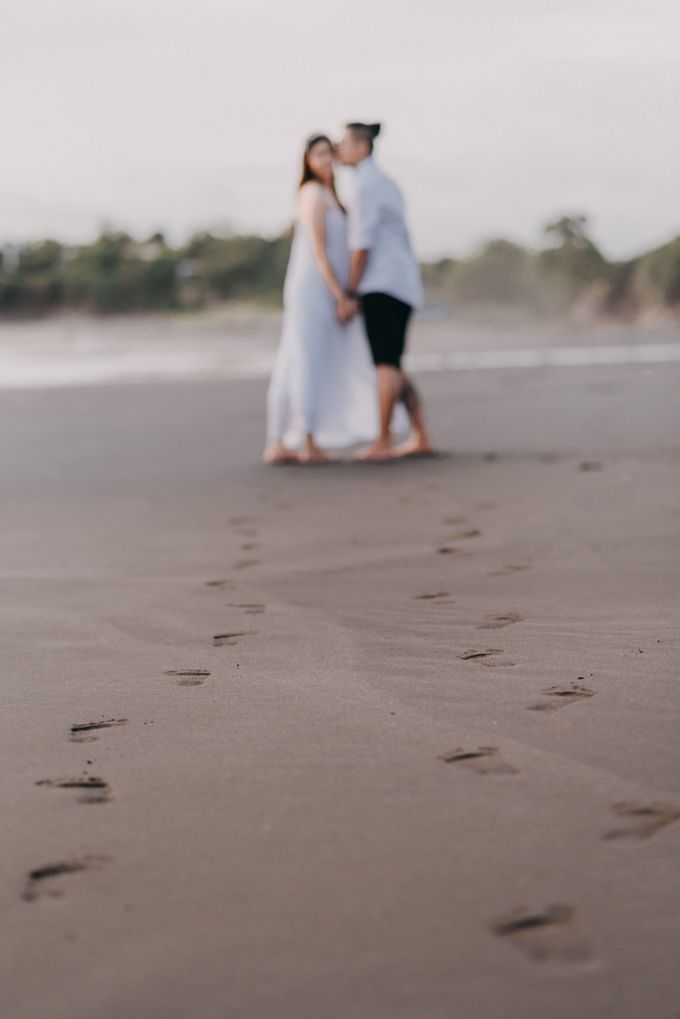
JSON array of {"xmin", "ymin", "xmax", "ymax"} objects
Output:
[{"xmin": 348, "ymin": 156, "xmax": 423, "ymax": 310}]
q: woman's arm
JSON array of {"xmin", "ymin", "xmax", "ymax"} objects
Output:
[{"xmin": 298, "ymin": 185, "xmax": 352, "ymax": 316}]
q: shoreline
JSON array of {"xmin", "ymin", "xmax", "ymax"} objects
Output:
[{"xmin": 0, "ymin": 308, "xmax": 678, "ymax": 391}]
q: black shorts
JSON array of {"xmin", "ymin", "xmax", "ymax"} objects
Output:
[{"xmin": 361, "ymin": 292, "xmax": 412, "ymax": 369}]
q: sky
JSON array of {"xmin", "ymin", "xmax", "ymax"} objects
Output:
[{"xmin": 2, "ymin": 0, "xmax": 679, "ymax": 259}]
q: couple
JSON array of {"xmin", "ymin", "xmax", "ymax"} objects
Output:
[{"xmin": 264, "ymin": 122, "xmax": 435, "ymax": 464}]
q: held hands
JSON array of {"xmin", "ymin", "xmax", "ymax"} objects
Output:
[{"xmin": 336, "ymin": 294, "xmax": 359, "ymax": 324}]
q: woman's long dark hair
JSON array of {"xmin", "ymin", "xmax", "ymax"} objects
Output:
[{"xmin": 298, "ymin": 133, "xmax": 344, "ymax": 212}]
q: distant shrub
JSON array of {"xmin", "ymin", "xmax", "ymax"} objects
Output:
[
  {"xmin": 58, "ymin": 232, "xmax": 180, "ymax": 312},
  {"xmin": 537, "ymin": 215, "xmax": 610, "ymax": 306},
  {"xmin": 187, "ymin": 233, "xmax": 290, "ymax": 302},
  {"xmin": 628, "ymin": 237, "xmax": 680, "ymax": 309},
  {"xmin": 0, "ymin": 238, "xmax": 66, "ymax": 312},
  {"xmin": 141, "ymin": 256, "xmax": 179, "ymax": 309},
  {"xmin": 420, "ymin": 215, "xmax": 664, "ymax": 319},
  {"xmin": 452, "ymin": 239, "xmax": 545, "ymax": 307},
  {"xmin": 0, "ymin": 273, "xmax": 63, "ymax": 313}
]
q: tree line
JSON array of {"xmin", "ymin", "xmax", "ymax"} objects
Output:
[{"xmin": 1, "ymin": 216, "xmax": 678, "ymax": 318}]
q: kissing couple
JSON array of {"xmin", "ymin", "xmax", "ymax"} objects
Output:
[{"xmin": 264, "ymin": 122, "xmax": 436, "ymax": 464}]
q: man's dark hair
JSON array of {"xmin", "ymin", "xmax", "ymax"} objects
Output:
[{"xmin": 346, "ymin": 122, "xmax": 382, "ymax": 153}]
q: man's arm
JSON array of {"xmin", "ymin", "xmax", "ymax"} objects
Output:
[
  {"xmin": 347, "ymin": 182, "xmax": 378, "ymax": 295},
  {"xmin": 349, "ymin": 249, "xmax": 368, "ymax": 294}
]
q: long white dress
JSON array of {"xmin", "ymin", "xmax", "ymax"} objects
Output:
[{"xmin": 266, "ymin": 207, "xmax": 385, "ymax": 449}]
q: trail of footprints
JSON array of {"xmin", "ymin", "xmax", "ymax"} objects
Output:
[
  {"xmin": 430, "ymin": 505, "xmax": 678, "ymax": 965},
  {"xmin": 25, "ymin": 513, "xmax": 269, "ymax": 902},
  {"xmin": 28, "ymin": 716, "xmax": 127, "ymax": 900},
  {"xmin": 229, "ymin": 515, "xmax": 262, "ymax": 570},
  {"xmin": 23, "ymin": 499, "xmax": 680, "ymax": 980}
]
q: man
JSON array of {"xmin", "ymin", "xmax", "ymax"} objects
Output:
[{"xmin": 337, "ymin": 122, "xmax": 435, "ymax": 461}]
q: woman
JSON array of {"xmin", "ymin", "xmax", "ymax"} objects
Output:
[{"xmin": 264, "ymin": 134, "xmax": 381, "ymax": 464}]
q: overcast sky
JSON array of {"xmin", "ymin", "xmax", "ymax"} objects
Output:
[{"xmin": 3, "ymin": 0, "xmax": 679, "ymax": 258}]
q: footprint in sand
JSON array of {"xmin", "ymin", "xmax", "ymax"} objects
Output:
[
  {"xmin": 213, "ymin": 630, "xmax": 257, "ymax": 647},
  {"xmin": 437, "ymin": 546, "xmax": 472, "ymax": 557},
  {"xmin": 240, "ymin": 542, "xmax": 260, "ymax": 551},
  {"xmin": 36, "ymin": 776, "xmax": 111, "ymax": 804},
  {"xmin": 450, "ymin": 528, "xmax": 482, "ymax": 540},
  {"xmin": 528, "ymin": 683, "xmax": 595, "ymax": 712},
  {"xmin": 493, "ymin": 905, "xmax": 592, "ymax": 964},
  {"xmin": 439, "ymin": 746, "xmax": 518, "ymax": 775},
  {"xmin": 458, "ymin": 648, "xmax": 515, "ymax": 668},
  {"xmin": 165, "ymin": 669, "xmax": 211, "ymax": 677},
  {"xmin": 229, "ymin": 515, "xmax": 260, "ymax": 538},
  {"xmin": 226, "ymin": 602, "xmax": 266, "ymax": 615},
  {"xmin": 69, "ymin": 718, "xmax": 127, "ymax": 743},
  {"xmin": 165, "ymin": 669, "xmax": 211, "ymax": 687},
  {"xmin": 22, "ymin": 856, "xmax": 110, "ymax": 903},
  {"xmin": 233, "ymin": 559, "xmax": 260, "ymax": 570},
  {"xmin": 458, "ymin": 648, "xmax": 503, "ymax": 660},
  {"xmin": 478, "ymin": 612, "xmax": 523, "ymax": 630},
  {"xmin": 205, "ymin": 579, "xmax": 233, "ymax": 588},
  {"xmin": 602, "ymin": 802, "xmax": 680, "ymax": 841},
  {"xmin": 442, "ymin": 515, "xmax": 467, "ymax": 525},
  {"xmin": 490, "ymin": 562, "xmax": 533, "ymax": 577},
  {"xmin": 579, "ymin": 461, "xmax": 603, "ymax": 472},
  {"xmin": 413, "ymin": 591, "xmax": 453, "ymax": 602}
]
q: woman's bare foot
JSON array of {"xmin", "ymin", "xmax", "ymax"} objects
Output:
[
  {"xmin": 263, "ymin": 441, "xmax": 298, "ymax": 465},
  {"xmin": 297, "ymin": 436, "xmax": 339, "ymax": 464},
  {"xmin": 298, "ymin": 446, "xmax": 339, "ymax": 464},
  {"xmin": 390, "ymin": 436, "xmax": 437, "ymax": 459},
  {"xmin": 353, "ymin": 439, "xmax": 393, "ymax": 462}
]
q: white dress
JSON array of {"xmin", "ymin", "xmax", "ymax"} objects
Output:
[{"xmin": 266, "ymin": 207, "xmax": 385, "ymax": 449}]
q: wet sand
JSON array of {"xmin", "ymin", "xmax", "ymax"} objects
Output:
[{"xmin": 2, "ymin": 341, "xmax": 680, "ymax": 1017}]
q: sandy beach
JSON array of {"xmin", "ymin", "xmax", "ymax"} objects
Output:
[{"xmin": 2, "ymin": 312, "xmax": 680, "ymax": 1018}]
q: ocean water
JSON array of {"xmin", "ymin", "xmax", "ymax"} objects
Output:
[{"xmin": 1, "ymin": 314, "xmax": 679, "ymax": 389}]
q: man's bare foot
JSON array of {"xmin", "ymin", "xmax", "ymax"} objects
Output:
[
  {"xmin": 263, "ymin": 441, "xmax": 297, "ymax": 465},
  {"xmin": 353, "ymin": 440, "xmax": 393, "ymax": 462},
  {"xmin": 391, "ymin": 437, "xmax": 437, "ymax": 459},
  {"xmin": 298, "ymin": 447, "xmax": 339, "ymax": 465}
]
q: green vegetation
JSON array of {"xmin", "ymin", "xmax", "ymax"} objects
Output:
[
  {"xmin": 423, "ymin": 216, "xmax": 680, "ymax": 318},
  {"xmin": 1, "ymin": 216, "xmax": 678, "ymax": 319},
  {"xmin": 0, "ymin": 229, "xmax": 291, "ymax": 316}
]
